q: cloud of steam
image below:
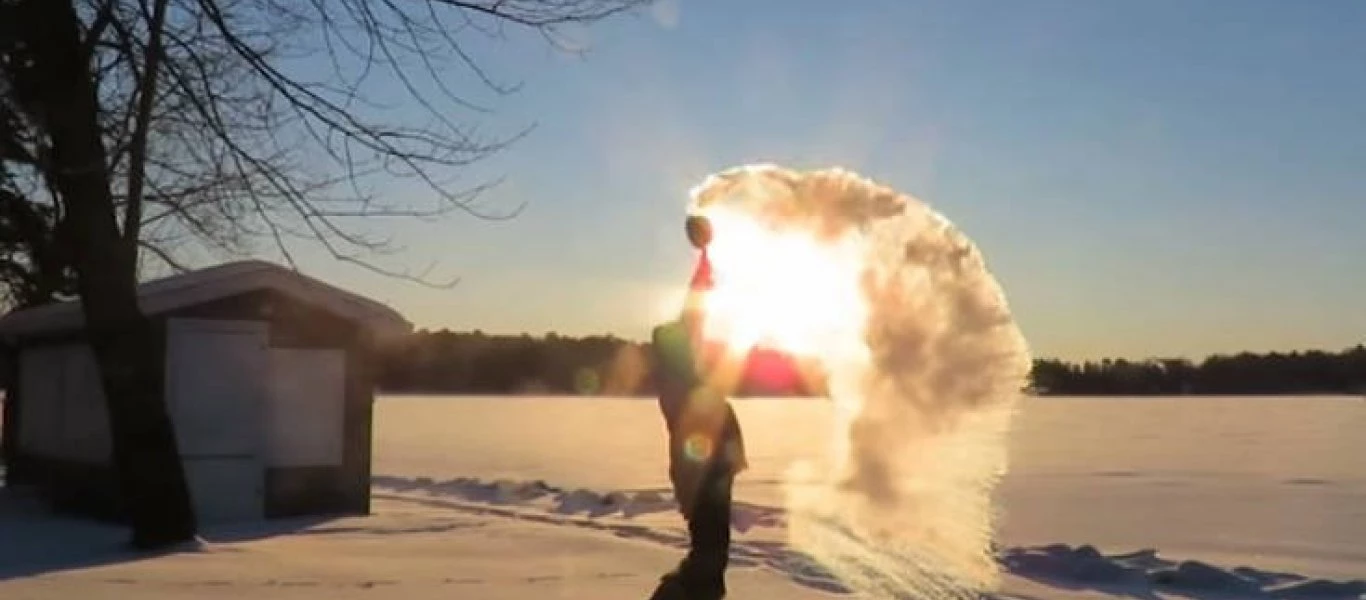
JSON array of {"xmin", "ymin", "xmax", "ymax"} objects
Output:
[{"xmin": 690, "ymin": 165, "xmax": 1032, "ymax": 599}]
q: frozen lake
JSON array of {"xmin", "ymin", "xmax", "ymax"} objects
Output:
[{"xmin": 374, "ymin": 395, "xmax": 1366, "ymax": 581}]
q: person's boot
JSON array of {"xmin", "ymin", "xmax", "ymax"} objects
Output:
[
  {"xmin": 647, "ymin": 569, "xmax": 688, "ymax": 600},
  {"xmin": 672, "ymin": 555, "xmax": 726, "ymax": 600}
]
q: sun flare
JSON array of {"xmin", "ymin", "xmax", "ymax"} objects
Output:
[{"xmin": 692, "ymin": 205, "xmax": 867, "ymax": 360}]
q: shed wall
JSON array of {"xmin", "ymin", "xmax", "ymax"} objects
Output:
[
  {"xmin": 13, "ymin": 344, "xmax": 111, "ymax": 463},
  {"xmin": 8, "ymin": 289, "xmax": 375, "ymax": 520},
  {"xmin": 159, "ymin": 290, "xmax": 373, "ymax": 517}
]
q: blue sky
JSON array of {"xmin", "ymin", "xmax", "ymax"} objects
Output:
[{"xmin": 286, "ymin": 0, "xmax": 1366, "ymax": 361}]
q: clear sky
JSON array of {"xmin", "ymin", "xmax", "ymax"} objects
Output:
[{"xmin": 284, "ymin": 0, "xmax": 1366, "ymax": 361}]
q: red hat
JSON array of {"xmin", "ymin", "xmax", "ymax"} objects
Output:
[{"xmin": 682, "ymin": 248, "xmax": 713, "ymax": 317}]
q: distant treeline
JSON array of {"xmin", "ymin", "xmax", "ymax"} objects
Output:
[
  {"xmin": 376, "ymin": 330, "xmax": 1366, "ymax": 397},
  {"xmin": 375, "ymin": 329, "xmax": 825, "ymax": 397},
  {"xmin": 1031, "ymin": 347, "xmax": 1366, "ymax": 395}
]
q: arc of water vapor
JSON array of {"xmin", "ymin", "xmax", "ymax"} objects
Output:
[{"xmin": 689, "ymin": 164, "xmax": 1031, "ymax": 599}]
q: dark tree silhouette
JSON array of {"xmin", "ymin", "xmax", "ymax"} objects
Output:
[
  {"xmin": 1029, "ymin": 347, "xmax": 1366, "ymax": 396},
  {"xmin": 0, "ymin": 0, "xmax": 649, "ymax": 549},
  {"xmin": 0, "ymin": 172, "xmax": 78, "ymax": 308}
]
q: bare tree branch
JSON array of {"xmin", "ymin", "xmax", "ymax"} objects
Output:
[
  {"xmin": 138, "ymin": 236, "xmax": 190, "ymax": 272},
  {"xmin": 120, "ymin": 0, "xmax": 171, "ymax": 255},
  {"xmin": 4, "ymin": 0, "xmax": 651, "ymax": 296}
]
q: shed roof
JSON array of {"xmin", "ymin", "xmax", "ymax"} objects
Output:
[{"xmin": 0, "ymin": 260, "xmax": 412, "ymax": 341}]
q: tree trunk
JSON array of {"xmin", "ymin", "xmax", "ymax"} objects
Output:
[
  {"xmin": 2, "ymin": 356, "xmax": 18, "ymax": 482},
  {"xmin": 10, "ymin": 0, "xmax": 196, "ymax": 548}
]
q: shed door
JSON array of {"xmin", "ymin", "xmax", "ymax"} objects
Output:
[{"xmin": 165, "ymin": 318, "xmax": 269, "ymax": 522}]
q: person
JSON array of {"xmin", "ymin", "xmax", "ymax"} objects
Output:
[{"xmin": 650, "ymin": 235, "xmax": 747, "ymax": 600}]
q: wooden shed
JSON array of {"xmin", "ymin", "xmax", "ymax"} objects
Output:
[{"xmin": 0, "ymin": 260, "xmax": 410, "ymax": 522}]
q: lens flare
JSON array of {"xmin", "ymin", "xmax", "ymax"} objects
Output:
[
  {"xmin": 683, "ymin": 433, "xmax": 714, "ymax": 462},
  {"xmin": 687, "ymin": 164, "xmax": 1031, "ymax": 599}
]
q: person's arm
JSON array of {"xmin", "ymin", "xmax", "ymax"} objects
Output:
[
  {"xmin": 653, "ymin": 320, "xmax": 699, "ymax": 393},
  {"xmin": 653, "ymin": 319, "xmax": 705, "ymax": 437}
]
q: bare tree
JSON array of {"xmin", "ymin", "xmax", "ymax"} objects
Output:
[{"xmin": 0, "ymin": 0, "xmax": 649, "ymax": 548}]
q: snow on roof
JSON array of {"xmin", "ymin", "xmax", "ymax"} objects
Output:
[{"xmin": 0, "ymin": 260, "xmax": 412, "ymax": 341}]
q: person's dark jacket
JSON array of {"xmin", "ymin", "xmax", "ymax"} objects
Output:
[{"xmin": 652, "ymin": 318, "xmax": 747, "ymax": 518}]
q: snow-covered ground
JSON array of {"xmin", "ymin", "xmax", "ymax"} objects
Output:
[{"xmin": 3, "ymin": 395, "xmax": 1365, "ymax": 599}]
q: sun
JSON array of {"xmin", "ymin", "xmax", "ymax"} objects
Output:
[{"xmin": 693, "ymin": 206, "xmax": 867, "ymax": 361}]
